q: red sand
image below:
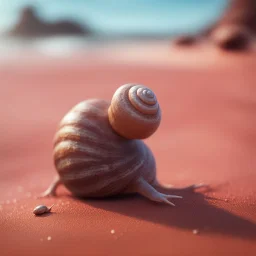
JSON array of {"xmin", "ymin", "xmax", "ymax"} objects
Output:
[{"xmin": 0, "ymin": 43, "xmax": 256, "ymax": 255}]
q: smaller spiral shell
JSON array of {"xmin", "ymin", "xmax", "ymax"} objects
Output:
[
  {"xmin": 33, "ymin": 204, "xmax": 54, "ymax": 215},
  {"xmin": 108, "ymin": 84, "xmax": 161, "ymax": 139}
]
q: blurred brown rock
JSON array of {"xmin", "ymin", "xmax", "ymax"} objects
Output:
[
  {"xmin": 173, "ymin": 35, "xmax": 197, "ymax": 46},
  {"xmin": 175, "ymin": 0, "xmax": 256, "ymax": 51},
  {"xmin": 7, "ymin": 6, "xmax": 91, "ymax": 37},
  {"xmin": 210, "ymin": 25, "xmax": 251, "ymax": 50},
  {"xmin": 208, "ymin": 0, "xmax": 256, "ymax": 34}
]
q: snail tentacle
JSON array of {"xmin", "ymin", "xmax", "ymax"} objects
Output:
[
  {"xmin": 39, "ymin": 176, "xmax": 61, "ymax": 198},
  {"xmin": 133, "ymin": 177, "xmax": 182, "ymax": 207},
  {"xmin": 152, "ymin": 180, "xmax": 209, "ymax": 193}
]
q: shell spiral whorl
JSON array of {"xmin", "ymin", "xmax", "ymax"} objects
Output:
[{"xmin": 108, "ymin": 84, "xmax": 161, "ymax": 139}]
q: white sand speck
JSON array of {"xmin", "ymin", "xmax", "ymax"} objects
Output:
[{"xmin": 193, "ymin": 229, "xmax": 199, "ymax": 235}]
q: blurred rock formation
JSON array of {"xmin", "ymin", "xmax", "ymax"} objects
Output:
[
  {"xmin": 175, "ymin": 0, "xmax": 256, "ymax": 51},
  {"xmin": 7, "ymin": 6, "xmax": 91, "ymax": 37}
]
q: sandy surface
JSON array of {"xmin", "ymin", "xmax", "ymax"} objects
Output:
[{"xmin": 0, "ymin": 42, "xmax": 256, "ymax": 255}]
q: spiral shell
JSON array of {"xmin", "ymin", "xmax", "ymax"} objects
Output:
[
  {"xmin": 53, "ymin": 98, "xmax": 156, "ymax": 198},
  {"xmin": 108, "ymin": 84, "xmax": 161, "ymax": 139}
]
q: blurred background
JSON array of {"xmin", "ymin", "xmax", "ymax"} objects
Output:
[{"xmin": 0, "ymin": 0, "xmax": 229, "ymax": 56}]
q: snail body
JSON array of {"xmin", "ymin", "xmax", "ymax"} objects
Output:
[{"xmin": 42, "ymin": 84, "xmax": 205, "ymax": 206}]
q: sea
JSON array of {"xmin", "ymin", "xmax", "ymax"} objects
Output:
[{"xmin": 0, "ymin": 0, "xmax": 228, "ymax": 57}]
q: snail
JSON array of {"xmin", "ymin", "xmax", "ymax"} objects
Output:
[
  {"xmin": 41, "ymin": 84, "xmax": 205, "ymax": 206},
  {"xmin": 33, "ymin": 204, "xmax": 54, "ymax": 215}
]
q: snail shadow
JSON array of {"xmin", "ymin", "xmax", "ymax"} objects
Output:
[{"xmin": 73, "ymin": 188, "xmax": 256, "ymax": 240}]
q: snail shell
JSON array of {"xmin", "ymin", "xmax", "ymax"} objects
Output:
[
  {"xmin": 108, "ymin": 84, "xmax": 161, "ymax": 139},
  {"xmin": 53, "ymin": 84, "xmax": 159, "ymax": 198}
]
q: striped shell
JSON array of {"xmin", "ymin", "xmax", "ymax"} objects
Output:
[
  {"xmin": 53, "ymin": 97, "xmax": 157, "ymax": 198},
  {"xmin": 108, "ymin": 84, "xmax": 161, "ymax": 139}
]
